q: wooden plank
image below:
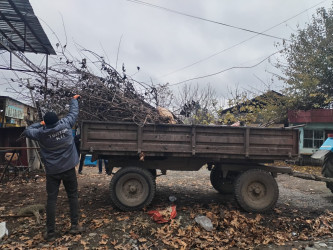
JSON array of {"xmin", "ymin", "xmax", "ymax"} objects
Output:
[
  {"xmin": 137, "ymin": 126, "xmax": 142, "ymax": 153},
  {"xmin": 87, "ymin": 131, "xmax": 137, "ymax": 141},
  {"xmin": 86, "ymin": 123, "xmax": 137, "ymax": 131},
  {"xmin": 249, "ymin": 138, "xmax": 296, "ymax": 145},
  {"xmin": 196, "ymin": 143, "xmax": 245, "ymax": 149},
  {"xmin": 81, "ymin": 122, "xmax": 89, "ymax": 150},
  {"xmin": 141, "ymin": 143, "xmax": 192, "ymax": 153},
  {"xmin": 194, "ymin": 145, "xmax": 296, "ymax": 157},
  {"xmin": 144, "ymin": 125, "xmax": 192, "ymax": 134},
  {"xmin": 85, "ymin": 142, "xmax": 138, "ymax": 152},
  {"xmin": 248, "ymin": 147, "xmax": 295, "ymax": 156},
  {"xmin": 142, "ymin": 133, "xmax": 191, "ymax": 143},
  {"xmin": 192, "ymin": 126, "xmax": 196, "ymax": 155},
  {"xmin": 195, "ymin": 145, "xmax": 245, "ymax": 154},
  {"xmin": 293, "ymin": 130, "xmax": 300, "ymax": 155},
  {"xmin": 245, "ymin": 128, "xmax": 250, "ymax": 157},
  {"xmin": 249, "ymin": 133, "xmax": 295, "ymax": 139},
  {"xmin": 195, "ymin": 129, "xmax": 245, "ymax": 137},
  {"xmin": 196, "ymin": 134, "xmax": 244, "ymax": 144},
  {"xmin": 250, "ymin": 129, "xmax": 295, "ymax": 136}
]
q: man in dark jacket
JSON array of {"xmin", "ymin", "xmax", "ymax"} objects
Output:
[{"xmin": 23, "ymin": 95, "xmax": 83, "ymax": 241}]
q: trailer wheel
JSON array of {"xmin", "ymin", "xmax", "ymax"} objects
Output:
[
  {"xmin": 323, "ymin": 154, "xmax": 333, "ymax": 193},
  {"xmin": 148, "ymin": 169, "xmax": 157, "ymax": 179},
  {"xmin": 210, "ymin": 166, "xmax": 236, "ymax": 194},
  {"xmin": 234, "ymin": 169, "xmax": 279, "ymax": 213},
  {"xmin": 109, "ymin": 167, "xmax": 156, "ymax": 211}
]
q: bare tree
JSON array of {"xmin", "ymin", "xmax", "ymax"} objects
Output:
[{"xmin": 174, "ymin": 83, "xmax": 220, "ymax": 125}]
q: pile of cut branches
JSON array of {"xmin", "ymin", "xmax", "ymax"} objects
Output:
[{"xmin": 28, "ymin": 49, "xmax": 173, "ymax": 125}]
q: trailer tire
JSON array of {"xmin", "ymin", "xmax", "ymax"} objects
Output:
[
  {"xmin": 109, "ymin": 167, "xmax": 156, "ymax": 211},
  {"xmin": 323, "ymin": 154, "xmax": 333, "ymax": 193},
  {"xmin": 148, "ymin": 169, "xmax": 157, "ymax": 179},
  {"xmin": 234, "ymin": 169, "xmax": 279, "ymax": 213},
  {"xmin": 210, "ymin": 166, "xmax": 235, "ymax": 194}
]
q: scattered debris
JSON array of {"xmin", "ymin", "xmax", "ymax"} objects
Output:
[
  {"xmin": 195, "ymin": 215, "xmax": 214, "ymax": 231},
  {"xmin": 0, "ymin": 164, "xmax": 332, "ymax": 248},
  {"xmin": 157, "ymin": 106, "xmax": 177, "ymax": 124},
  {"xmin": 17, "ymin": 204, "xmax": 45, "ymax": 224},
  {"xmin": 148, "ymin": 205, "xmax": 177, "ymax": 223},
  {"xmin": 0, "ymin": 222, "xmax": 8, "ymax": 240},
  {"xmin": 168, "ymin": 195, "xmax": 177, "ymax": 203}
]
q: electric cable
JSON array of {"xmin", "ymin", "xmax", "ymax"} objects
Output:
[
  {"xmin": 160, "ymin": 0, "xmax": 328, "ymax": 78},
  {"xmin": 126, "ymin": 0, "xmax": 289, "ymax": 41},
  {"xmin": 169, "ymin": 50, "xmax": 281, "ymax": 86}
]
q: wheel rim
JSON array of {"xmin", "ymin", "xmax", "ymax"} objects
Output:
[
  {"xmin": 243, "ymin": 180, "xmax": 272, "ymax": 209},
  {"xmin": 246, "ymin": 181, "xmax": 266, "ymax": 200},
  {"xmin": 115, "ymin": 173, "xmax": 149, "ymax": 207}
]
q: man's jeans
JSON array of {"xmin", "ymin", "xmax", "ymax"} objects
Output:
[
  {"xmin": 98, "ymin": 159, "xmax": 109, "ymax": 173},
  {"xmin": 46, "ymin": 168, "xmax": 79, "ymax": 233}
]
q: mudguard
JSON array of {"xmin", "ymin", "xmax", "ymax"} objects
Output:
[{"xmin": 319, "ymin": 136, "xmax": 333, "ymax": 151}]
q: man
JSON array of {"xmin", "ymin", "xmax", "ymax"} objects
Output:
[
  {"xmin": 23, "ymin": 95, "xmax": 84, "ymax": 241},
  {"xmin": 98, "ymin": 158, "xmax": 111, "ymax": 175},
  {"xmin": 74, "ymin": 133, "xmax": 85, "ymax": 174}
]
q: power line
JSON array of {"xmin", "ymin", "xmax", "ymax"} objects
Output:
[
  {"xmin": 169, "ymin": 50, "xmax": 282, "ymax": 86},
  {"xmin": 125, "ymin": 0, "xmax": 328, "ymax": 86},
  {"xmin": 160, "ymin": 0, "xmax": 328, "ymax": 78},
  {"xmin": 126, "ymin": 0, "xmax": 289, "ymax": 41}
]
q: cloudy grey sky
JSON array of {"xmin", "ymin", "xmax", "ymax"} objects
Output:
[{"xmin": 1, "ymin": 0, "xmax": 332, "ymax": 103}]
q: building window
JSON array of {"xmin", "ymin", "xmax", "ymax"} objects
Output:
[{"xmin": 303, "ymin": 129, "xmax": 324, "ymax": 148}]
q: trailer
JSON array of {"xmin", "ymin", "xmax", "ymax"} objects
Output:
[{"xmin": 80, "ymin": 121, "xmax": 300, "ymax": 213}]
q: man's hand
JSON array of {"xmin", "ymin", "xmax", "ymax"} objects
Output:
[
  {"xmin": 73, "ymin": 95, "xmax": 81, "ymax": 100},
  {"xmin": 40, "ymin": 121, "xmax": 45, "ymax": 126}
]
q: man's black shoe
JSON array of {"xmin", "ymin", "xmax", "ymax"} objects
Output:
[
  {"xmin": 43, "ymin": 232, "xmax": 58, "ymax": 241},
  {"xmin": 69, "ymin": 225, "xmax": 85, "ymax": 235}
]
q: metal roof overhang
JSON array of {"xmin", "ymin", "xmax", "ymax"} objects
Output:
[{"xmin": 0, "ymin": 0, "xmax": 55, "ymax": 55}]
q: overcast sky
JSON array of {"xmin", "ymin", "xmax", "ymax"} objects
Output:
[{"xmin": 1, "ymin": 0, "xmax": 332, "ymax": 104}]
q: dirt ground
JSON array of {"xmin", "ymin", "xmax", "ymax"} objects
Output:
[{"xmin": 0, "ymin": 163, "xmax": 333, "ymax": 249}]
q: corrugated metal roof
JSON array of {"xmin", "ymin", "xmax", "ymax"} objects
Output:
[
  {"xmin": 288, "ymin": 109, "xmax": 333, "ymax": 123},
  {"xmin": 0, "ymin": 0, "xmax": 55, "ymax": 55}
]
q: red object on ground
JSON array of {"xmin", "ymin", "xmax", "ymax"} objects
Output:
[{"xmin": 147, "ymin": 205, "xmax": 177, "ymax": 223}]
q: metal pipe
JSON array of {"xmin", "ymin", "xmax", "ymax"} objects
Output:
[{"xmin": 0, "ymin": 147, "xmax": 40, "ymax": 150}]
